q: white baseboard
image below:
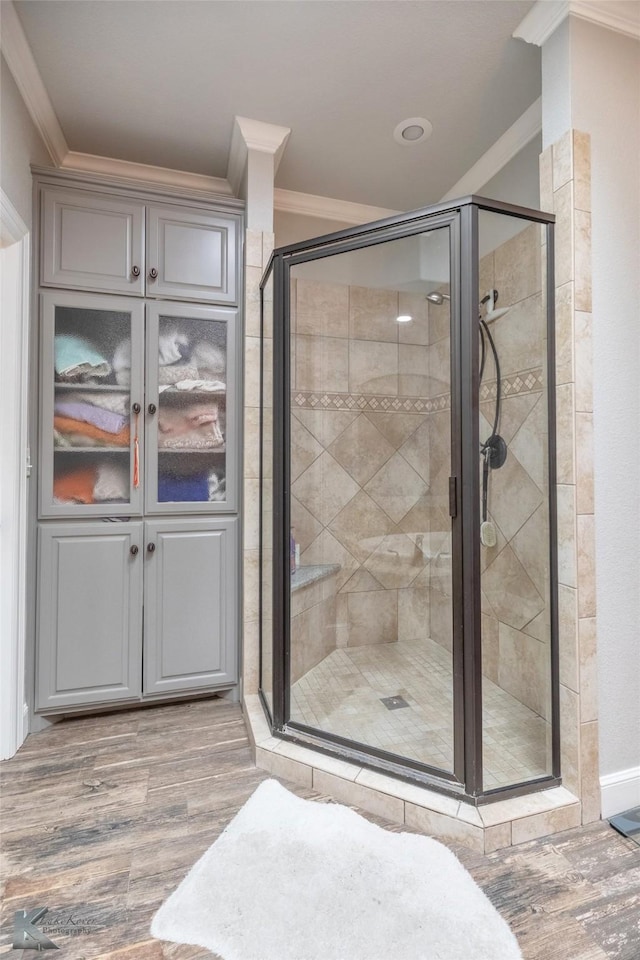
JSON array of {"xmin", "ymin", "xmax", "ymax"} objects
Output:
[
  {"xmin": 600, "ymin": 766, "xmax": 640, "ymax": 818},
  {"xmin": 21, "ymin": 702, "xmax": 29, "ymax": 740}
]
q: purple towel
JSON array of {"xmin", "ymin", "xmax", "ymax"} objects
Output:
[{"xmin": 54, "ymin": 401, "xmax": 128, "ymax": 435}]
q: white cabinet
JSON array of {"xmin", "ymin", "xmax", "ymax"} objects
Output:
[
  {"xmin": 33, "ymin": 172, "xmax": 243, "ymax": 715},
  {"xmin": 143, "ymin": 518, "xmax": 238, "ymax": 696},
  {"xmin": 36, "ymin": 522, "xmax": 144, "ymax": 710},
  {"xmin": 36, "ymin": 518, "xmax": 238, "ymax": 711},
  {"xmin": 41, "ymin": 188, "xmax": 145, "ymax": 296},
  {"xmin": 39, "ymin": 290, "xmax": 239, "ymax": 518},
  {"xmin": 146, "ymin": 203, "xmax": 238, "ymax": 303},
  {"xmin": 40, "ymin": 185, "xmax": 240, "ymax": 304}
]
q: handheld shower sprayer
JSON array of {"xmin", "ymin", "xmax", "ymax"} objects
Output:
[
  {"xmin": 424, "ymin": 290, "xmax": 508, "ymax": 543},
  {"xmin": 481, "ymin": 289, "xmax": 509, "ymax": 324}
]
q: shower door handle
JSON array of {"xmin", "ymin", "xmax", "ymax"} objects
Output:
[{"xmin": 448, "ymin": 477, "xmax": 458, "ymax": 518}]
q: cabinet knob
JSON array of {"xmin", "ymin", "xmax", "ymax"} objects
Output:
[
  {"xmin": 147, "ymin": 542, "xmax": 156, "ymax": 553},
  {"xmin": 132, "ymin": 402, "xmax": 141, "ymax": 414},
  {"xmin": 131, "ymin": 265, "xmax": 141, "ymax": 278},
  {"xmin": 148, "ymin": 402, "xmax": 157, "ymax": 415},
  {"xmin": 148, "ymin": 267, "xmax": 158, "ymax": 281},
  {"xmin": 130, "ymin": 545, "xmax": 139, "ymax": 556}
]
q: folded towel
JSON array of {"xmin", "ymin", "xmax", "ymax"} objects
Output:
[
  {"xmin": 157, "ymin": 401, "xmax": 224, "ymax": 448},
  {"xmin": 159, "ymin": 379, "xmax": 226, "ymax": 394},
  {"xmin": 158, "ymin": 362, "xmax": 199, "ymax": 385},
  {"xmin": 54, "ymin": 401, "xmax": 128, "ymax": 435},
  {"xmin": 54, "ymin": 415, "xmax": 130, "ymax": 447},
  {"xmin": 72, "ymin": 391, "xmax": 130, "ymax": 416},
  {"xmin": 94, "ymin": 463, "xmax": 130, "ymax": 502},
  {"xmin": 158, "ymin": 473, "xmax": 210, "ymax": 503},
  {"xmin": 55, "ymin": 335, "xmax": 110, "ymax": 381},
  {"xmin": 53, "ymin": 467, "xmax": 97, "ymax": 504}
]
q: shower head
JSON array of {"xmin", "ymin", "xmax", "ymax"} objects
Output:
[
  {"xmin": 425, "ymin": 291, "xmax": 450, "ymax": 305},
  {"xmin": 425, "ymin": 288, "xmax": 510, "ymax": 322}
]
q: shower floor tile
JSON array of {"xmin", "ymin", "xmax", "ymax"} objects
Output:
[{"xmin": 290, "ymin": 638, "xmax": 549, "ymax": 789}]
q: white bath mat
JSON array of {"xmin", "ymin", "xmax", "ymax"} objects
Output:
[{"xmin": 151, "ymin": 778, "xmax": 522, "ymax": 960}]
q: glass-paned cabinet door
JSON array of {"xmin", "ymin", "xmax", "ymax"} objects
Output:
[
  {"xmin": 145, "ymin": 302, "xmax": 238, "ymax": 514},
  {"xmin": 40, "ymin": 291, "xmax": 144, "ymax": 518}
]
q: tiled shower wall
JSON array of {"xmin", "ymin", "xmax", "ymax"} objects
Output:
[
  {"xmin": 290, "ymin": 280, "xmax": 451, "ymax": 652},
  {"xmin": 476, "ymin": 224, "xmax": 552, "ymax": 723},
  {"xmin": 290, "ymin": 248, "xmax": 552, "ymax": 730},
  {"xmin": 540, "ymin": 130, "xmax": 600, "ymax": 823}
]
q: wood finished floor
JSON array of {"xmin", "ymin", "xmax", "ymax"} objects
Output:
[{"xmin": 1, "ymin": 698, "xmax": 638, "ymax": 959}]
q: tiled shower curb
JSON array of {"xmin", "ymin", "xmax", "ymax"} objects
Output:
[{"xmin": 243, "ymin": 694, "xmax": 582, "ymax": 853}]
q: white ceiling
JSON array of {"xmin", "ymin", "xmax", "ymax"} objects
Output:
[{"xmin": 13, "ymin": 0, "xmax": 540, "ymax": 211}]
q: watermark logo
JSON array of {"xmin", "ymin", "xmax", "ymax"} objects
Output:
[
  {"xmin": 13, "ymin": 907, "xmax": 103, "ymax": 950},
  {"xmin": 13, "ymin": 908, "xmax": 59, "ymax": 950}
]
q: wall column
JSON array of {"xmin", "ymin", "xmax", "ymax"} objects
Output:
[
  {"xmin": 227, "ymin": 117, "xmax": 290, "ymax": 696},
  {"xmin": 522, "ymin": 1, "xmax": 640, "ymax": 820}
]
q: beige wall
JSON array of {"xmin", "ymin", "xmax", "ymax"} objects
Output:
[{"xmin": 0, "ymin": 54, "xmax": 49, "ymax": 227}]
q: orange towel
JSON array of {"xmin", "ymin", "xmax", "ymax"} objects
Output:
[
  {"xmin": 54, "ymin": 415, "xmax": 130, "ymax": 447},
  {"xmin": 53, "ymin": 467, "xmax": 97, "ymax": 504}
]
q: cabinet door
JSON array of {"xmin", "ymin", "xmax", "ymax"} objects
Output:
[
  {"xmin": 41, "ymin": 187, "xmax": 145, "ymax": 295},
  {"xmin": 40, "ymin": 291, "xmax": 144, "ymax": 518},
  {"xmin": 144, "ymin": 302, "xmax": 238, "ymax": 514},
  {"xmin": 143, "ymin": 518, "xmax": 238, "ymax": 696},
  {"xmin": 146, "ymin": 204, "xmax": 238, "ymax": 304},
  {"xmin": 36, "ymin": 521, "xmax": 143, "ymax": 711}
]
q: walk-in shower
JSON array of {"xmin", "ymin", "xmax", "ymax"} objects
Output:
[{"xmin": 259, "ymin": 196, "xmax": 557, "ymax": 803}]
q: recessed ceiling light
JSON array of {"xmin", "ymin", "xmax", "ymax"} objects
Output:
[
  {"xmin": 396, "ymin": 314, "xmax": 413, "ymax": 323},
  {"xmin": 393, "ymin": 117, "xmax": 433, "ymax": 146}
]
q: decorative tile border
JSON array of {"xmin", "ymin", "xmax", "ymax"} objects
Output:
[
  {"xmin": 480, "ymin": 367, "xmax": 544, "ymax": 402},
  {"xmin": 292, "ymin": 367, "xmax": 544, "ymax": 413},
  {"xmin": 292, "ymin": 391, "xmax": 448, "ymax": 413}
]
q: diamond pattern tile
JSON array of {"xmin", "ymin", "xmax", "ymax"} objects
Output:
[
  {"xmin": 292, "ymin": 451, "xmax": 360, "ymax": 526},
  {"xmin": 364, "ymin": 453, "xmax": 429, "ymax": 524},
  {"xmin": 327, "ymin": 490, "xmax": 396, "ymax": 564},
  {"xmin": 328, "ymin": 414, "xmax": 395, "ymax": 486}
]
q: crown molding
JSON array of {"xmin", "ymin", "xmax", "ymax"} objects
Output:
[
  {"xmin": 227, "ymin": 116, "xmax": 291, "ymax": 196},
  {"xmin": 1, "ymin": 189, "xmax": 29, "ymax": 245},
  {"xmin": 0, "ymin": 1, "xmax": 68, "ymax": 165},
  {"xmin": 513, "ymin": 1, "xmax": 569, "ymax": 45},
  {"xmin": 514, "ymin": 0, "xmax": 640, "ymax": 46},
  {"xmin": 61, "ymin": 152, "xmax": 233, "ymax": 196},
  {"xmin": 440, "ymin": 98, "xmax": 542, "ymax": 202},
  {"xmin": 274, "ymin": 188, "xmax": 400, "ymax": 225},
  {"xmin": 572, "ymin": 0, "xmax": 640, "ymax": 40}
]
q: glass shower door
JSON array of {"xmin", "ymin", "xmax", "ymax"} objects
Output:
[{"xmin": 284, "ymin": 225, "xmax": 459, "ymax": 778}]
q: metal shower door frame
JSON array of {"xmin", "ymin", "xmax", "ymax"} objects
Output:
[{"xmin": 259, "ymin": 196, "xmax": 559, "ymax": 805}]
